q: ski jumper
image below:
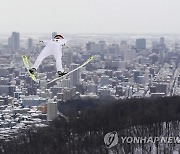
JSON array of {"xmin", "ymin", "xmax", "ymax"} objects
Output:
[{"xmin": 32, "ymin": 39, "xmax": 67, "ymax": 72}]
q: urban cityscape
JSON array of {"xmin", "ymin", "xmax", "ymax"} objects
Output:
[
  {"xmin": 1, "ymin": 0, "xmax": 180, "ymax": 152},
  {"xmin": 0, "ymin": 32, "xmax": 180, "ymax": 143}
]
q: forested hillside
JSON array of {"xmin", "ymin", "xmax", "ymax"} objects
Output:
[{"xmin": 1, "ymin": 96, "xmax": 180, "ymax": 154}]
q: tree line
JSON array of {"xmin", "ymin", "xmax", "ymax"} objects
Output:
[{"xmin": 1, "ymin": 96, "xmax": 180, "ymax": 153}]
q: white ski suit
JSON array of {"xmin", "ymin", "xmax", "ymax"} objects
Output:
[{"xmin": 32, "ymin": 39, "xmax": 67, "ymax": 72}]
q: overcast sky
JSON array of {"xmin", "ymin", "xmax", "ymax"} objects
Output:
[{"xmin": 0, "ymin": 0, "xmax": 180, "ymax": 34}]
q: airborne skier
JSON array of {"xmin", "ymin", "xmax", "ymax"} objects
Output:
[{"xmin": 29, "ymin": 34, "xmax": 67, "ymax": 77}]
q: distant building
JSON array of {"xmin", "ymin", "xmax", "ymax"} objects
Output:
[
  {"xmin": 0, "ymin": 96, "xmax": 13, "ymax": 105},
  {"xmin": 47, "ymin": 99, "xmax": 58, "ymax": 121},
  {"xmin": 70, "ymin": 64, "xmax": 80, "ymax": 88},
  {"xmin": 8, "ymin": 37, "xmax": 13, "ymax": 50},
  {"xmin": 61, "ymin": 79, "xmax": 71, "ymax": 88},
  {"xmin": 138, "ymin": 76, "xmax": 145, "ymax": 84},
  {"xmin": 14, "ymin": 91, "xmax": 23, "ymax": 99},
  {"xmin": 65, "ymin": 51, "xmax": 73, "ymax": 67},
  {"xmin": 8, "ymin": 32, "xmax": 20, "ymax": 52},
  {"xmin": 86, "ymin": 41, "xmax": 105, "ymax": 53},
  {"xmin": 98, "ymin": 40, "xmax": 106, "ymax": 52},
  {"xmin": 159, "ymin": 50, "xmax": 164, "ymax": 64},
  {"xmin": 22, "ymin": 96, "xmax": 46, "ymax": 107},
  {"xmin": 120, "ymin": 41, "xmax": 128, "ymax": 50},
  {"xmin": 98, "ymin": 88, "xmax": 110, "ymax": 96},
  {"xmin": 37, "ymin": 104, "xmax": 47, "ymax": 114},
  {"xmin": 28, "ymin": 38, "xmax": 33, "ymax": 49},
  {"xmin": 178, "ymin": 75, "xmax": 180, "ymax": 86},
  {"xmin": 154, "ymin": 83, "xmax": 168, "ymax": 95},
  {"xmin": 50, "ymin": 87, "xmax": 62, "ymax": 97},
  {"xmin": 0, "ymin": 100, "xmax": 4, "ymax": 106},
  {"xmin": 0, "ymin": 77, "xmax": 9, "ymax": 85},
  {"xmin": 0, "ymin": 68, "xmax": 9, "ymax": 77},
  {"xmin": 107, "ymin": 44, "xmax": 120, "ymax": 55},
  {"xmin": 124, "ymin": 49, "xmax": 136, "ymax": 62},
  {"xmin": 133, "ymin": 70, "xmax": 140, "ymax": 83},
  {"xmin": 86, "ymin": 42, "xmax": 96, "ymax": 51},
  {"xmin": 56, "ymin": 87, "xmax": 76, "ymax": 100},
  {"xmin": 87, "ymin": 83, "xmax": 98, "ymax": 94},
  {"xmin": 125, "ymin": 86, "xmax": 133, "ymax": 98},
  {"xmin": 0, "ymin": 86, "xmax": 9, "ymax": 96},
  {"xmin": 150, "ymin": 86, "xmax": 156, "ymax": 93},
  {"xmin": 0, "ymin": 85, "xmax": 15, "ymax": 97},
  {"xmin": 12, "ymin": 32, "xmax": 20, "ymax": 51},
  {"xmin": 149, "ymin": 53, "xmax": 158, "ymax": 64},
  {"xmin": 159, "ymin": 37, "xmax": 166, "ymax": 50},
  {"xmin": 136, "ymin": 38, "xmax": 146, "ymax": 50},
  {"xmin": 100, "ymin": 75, "xmax": 109, "ymax": 86},
  {"xmin": 144, "ymin": 68, "xmax": 150, "ymax": 84},
  {"xmin": 160, "ymin": 37, "xmax": 165, "ymax": 45},
  {"xmin": 28, "ymin": 87, "xmax": 37, "ymax": 95}
]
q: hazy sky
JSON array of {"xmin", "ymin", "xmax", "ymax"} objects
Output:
[{"xmin": 0, "ymin": 0, "xmax": 180, "ymax": 34}]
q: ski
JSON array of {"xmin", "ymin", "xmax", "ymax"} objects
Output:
[
  {"xmin": 22, "ymin": 55, "xmax": 38, "ymax": 82},
  {"xmin": 47, "ymin": 56, "xmax": 94, "ymax": 85}
]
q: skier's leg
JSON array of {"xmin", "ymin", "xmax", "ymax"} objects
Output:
[
  {"xmin": 32, "ymin": 47, "xmax": 51, "ymax": 70},
  {"xmin": 53, "ymin": 49, "xmax": 64, "ymax": 72},
  {"xmin": 53, "ymin": 49, "xmax": 67, "ymax": 77}
]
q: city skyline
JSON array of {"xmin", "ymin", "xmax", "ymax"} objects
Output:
[
  {"xmin": 0, "ymin": 0, "xmax": 180, "ymax": 34},
  {"xmin": 1, "ymin": 31, "xmax": 180, "ymax": 153}
]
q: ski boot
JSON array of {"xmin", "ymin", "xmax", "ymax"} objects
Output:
[
  {"xmin": 29, "ymin": 68, "xmax": 36, "ymax": 75},
  {"xmin": 57, "ymin": 71, "xmax": 67, "ymax": 77}
]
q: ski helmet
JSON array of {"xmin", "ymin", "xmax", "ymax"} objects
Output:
[{"xmin": 54, "ymin": 34, "xmax": 64, "ymax": 39}]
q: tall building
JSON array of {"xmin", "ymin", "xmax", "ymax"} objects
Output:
[
  {"xmin": 8, "ymin": 37, "xmax": 13, "ymax": 50},
  {"xmin": 125, "ymin": 86, "xmax": 133, "ymax": 98},
  {"xmin": 160, "ymin": 37, "xmax": 165, "ymax": 45},
  {"xmin": 98, "ymin": 41, "xmax": 106, "ymax": 52},
  {"xmin": 65, "ymin": 51, "xmax": 73, "ymax": 67},
  {"xmin": 159, "ymin": 37, "xmax": 166, "ymax": 49},
  {"xmin": 144, "ymin": 68, "xmax": 150, "ymax": 84},
  {"xmin": 70, "ymin": 64, "xmax": 80, "ymax": 88},
  {"xmin": 28, "ymin": 38, "xmax": 33, "ymax": 49},
  {"xmin": 159, "ymin": 50, "xmax": 164, "ymax": 64},
  {"xmin": 136, "ymin": 38, "xmax": 146, "ymax": 50},
  {"xmin": 12, "ymin": 32, "xmax": 20, "ymax": 51},
  {"xmin": 133, "ymin": 70, "xmax": 140, "ymax": 83},
  {"xmin": 47, "ymin": 99, "xmax": 58, "ymax": 121}
]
